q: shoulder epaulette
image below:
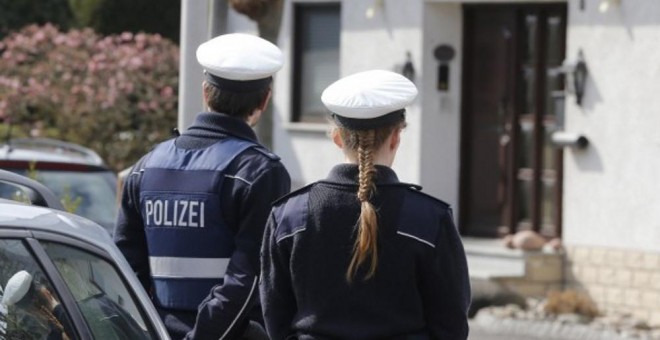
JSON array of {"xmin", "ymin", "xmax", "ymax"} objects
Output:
[
  {"xmin": 403, "ymin": 184, "xmax": 451, "ymax": 209},
  {"xmin": 398, "ymin": 182, "xmax": 422, "ymax": 191},
  {"xmin": 251, "ymin": 145, "xmax": 281, "ymax": 161},
  {"xmin": 272, "ymin": 182, "xmax": 316, "ymax": 206}
]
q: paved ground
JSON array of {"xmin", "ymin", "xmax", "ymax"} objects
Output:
[
  {"xmin": 469, "ymin": 328, "xmax": 539, "ymax": 340},
  {"xmin": 470, "ymin": 333, "xmax": 561, "ymax": 340},
  {"xmin": 468, "ymin": 316, "xmax": 633, "ymax": 340},
  {"xmin": 469, "ymin": 321, "xmax": 564, "ymax": 340}
]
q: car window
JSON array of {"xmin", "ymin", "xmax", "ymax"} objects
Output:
[
  {"xmin": 3, "ymin": 170, "xmax": 118, "ymax": 234},
  {"xmin": 27, "ymin": 171, "xmax": 117, "ymax": 230},
  {"xmin": 0, "ymin": 182, "xmax": 31, "ymax": 204},
  {"xmin": 41, "ymin": 242, "xmax": 155, "ymax": 340},
  {"xmin": 0, "ymin": 239, "xmax": 77, "ymax": 340}
]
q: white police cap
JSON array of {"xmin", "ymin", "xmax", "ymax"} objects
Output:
[
  {"xmin": 321, "ymin": 70, "xmax": 418, "ymax": 130},
  {"xmin": 196, "ymin": 33, "xmax": 283, "ymax": 92},
  {"xmin": 1, "ymin": 271, "xmax": 32, "ymax": 306}
]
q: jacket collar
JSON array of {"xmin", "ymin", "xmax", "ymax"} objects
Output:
[
  {"xmin": 185, "ymin": 112, "xmax": 258, "ymax": 142},
  {"xmin": 323, "ymin": 163, "xmax": 401, "ymax": 186}
]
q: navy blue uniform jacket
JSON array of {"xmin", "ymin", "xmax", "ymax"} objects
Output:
[
  {"xmin": 260, "ymin": 164, "xmax": 470, "ymax": 340},
  {"xmin": 114, "ymin": 112, "xmax": 291, "ymax": 339}
]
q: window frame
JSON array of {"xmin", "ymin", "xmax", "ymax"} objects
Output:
[
  {"xmin": 24, "ymin": 237, "xmax": 93, "ymax": 339},
  {"xmin": 291, "ymin": 1, "xmax": 341, "ymax": 124}
]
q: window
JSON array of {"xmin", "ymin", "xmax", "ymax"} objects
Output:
[
  {"xmin": 0, "ymin": 167, "xmax": 118, "ymax": 233},
  {"xmin": 0, "ymin": 182, "xmax": 31, "ymax": 204},
  {"xmin": 292, "ymin": 3, "xmax": 341, "ymax": 123}
]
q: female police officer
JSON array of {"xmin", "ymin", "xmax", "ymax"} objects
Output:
[{"xmin": 259, "ymin": 70, "xmax": 470, "ymax": 340}]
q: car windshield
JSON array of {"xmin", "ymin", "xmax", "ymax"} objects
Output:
[{"xmin": 7, "ymin": 170, "xmax": 117, "ymax": 234}]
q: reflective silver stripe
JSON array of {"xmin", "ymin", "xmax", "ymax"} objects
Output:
[
  {"xmin": 220, "ymin": 276, "xmax": 258, "ymax": 340},
  {"xmin": 276, "ymin": 228, "xmax": 307, "ymax": 243},
  {"xmin": 224, "ymin": 174, "xmax": 253, "ymax": 186},
  {"xmin": 149, "ymin": 257, "xmax": 229, "ymax": 279},
  {"xmin": 397, "ymin": 231, "xmax": 436, "ymax": 248}
]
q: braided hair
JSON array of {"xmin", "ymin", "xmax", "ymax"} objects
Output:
[{"xmin": 338, "ymin": 118, "xmax": 406, "ymax": 282}]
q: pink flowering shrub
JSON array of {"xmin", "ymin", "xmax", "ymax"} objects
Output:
[{"xmin": 0, "ymin": 24, "xmax": 179, "ymax": 171}]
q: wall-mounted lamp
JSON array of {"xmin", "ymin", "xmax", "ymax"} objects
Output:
[
  {"xmin": 433, "ymin": 44, "xmax": 455, "ymax": 91},
  {"xmin": 365, "ymin": 0, "xmax": 384, "ymax": 19},
  {"xmin": 599, "ymin": 0, "xmax": 621, "ymax": 13},
  {"xmin": 580, "ymin": 0, "xmax": 621, "ymax": 12},
  {"xmin": 561, "ymin": 50, "xmax": 588, "ymax": 106},
  {"xmin": 551, "ymin": 131, "xmax": 589, "ymax": 149},
  {"xmin": 401, "ymin": 51, "xmax": 415, "ymax": 81},
  {"xmin": 573, "ymin": 51, "xmax": 588, "ymax": 106}
]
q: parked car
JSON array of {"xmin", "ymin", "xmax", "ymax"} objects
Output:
[
  {"xmin": 0, "ymin": 138, "xmax": 118, "ymax": 234},
  {"xmin": 0, "ymin": 169, "xmax": 170, "ymax": 339}
]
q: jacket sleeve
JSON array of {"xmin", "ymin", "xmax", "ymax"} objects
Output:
[
  {"xmin": 259, "ymin": 210, "xmax": 297, "ymax": 340},
  {"xmin": 185, "ymin": 162, "xmax": 291, "ymax": 340},
  {"xmin": 113, "ymin": 158, "xmax": 152, "ymax": 291},
  {"xmin": 421, "ymin": 208, "xmax": 471, "ymax": 340}
]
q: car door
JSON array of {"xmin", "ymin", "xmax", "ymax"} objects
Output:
[{"xmin": 0, "ymin": 231, "xmax": 165, "ymax": 340}]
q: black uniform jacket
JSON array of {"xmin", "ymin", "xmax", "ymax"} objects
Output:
[
  {"xmin": 260, "ymin": 164, "xmax": 471, "ymax": 340},
  {"xmin": 114, "ymin": 112, "xmax": 291, "ymax": 340}
]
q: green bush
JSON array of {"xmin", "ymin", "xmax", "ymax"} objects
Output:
[{"xmin": 0, "ymin": 24, "xmax": 179, "ymax": 171}]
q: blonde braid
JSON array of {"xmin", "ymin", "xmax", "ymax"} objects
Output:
[{"xmin": 346, "ymin": 130, "xmax": 379, "ymax": 282}]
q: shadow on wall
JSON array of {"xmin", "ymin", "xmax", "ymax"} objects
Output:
[
  {"xmin": 271, "ymin": 111, "xmax": 305, "ymax": 191},
  {"xmin": 570, "ymin": 143, "xmax": 605, "ymax": 173},
  {"xmin": 571, "ymin": 0, "xmax": 648, "ymax": 40},
  {"xmin": 565, "ymin": 50, "xmax": 604, "ymax": 173}
]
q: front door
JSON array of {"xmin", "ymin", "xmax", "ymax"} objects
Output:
[{"xmin": 460, "ymin": 3, "xmax": 567, "ymax": 238}]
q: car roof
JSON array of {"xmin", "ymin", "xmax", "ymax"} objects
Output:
[
  {"xmin": 0, "ymin": 198, "xmax": 113, "ymax": 248},
  {"xmin": 0, "ymin": 138, "xmax": 106, "ymax": 166}
]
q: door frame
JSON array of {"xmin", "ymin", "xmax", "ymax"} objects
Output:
[{"xmin": 458, "ymin": 2, "xmax": 567, "ymax": 238}]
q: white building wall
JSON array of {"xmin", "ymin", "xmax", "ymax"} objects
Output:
[
  {"xmin": 223, "ymin": 1, "xmax": 338, "ymax": 188},
  {"xmin": 340, "ymin": 0, "xmax": 424, "ymax": 185},
  {"xmin": 225, "ymin": 5, "xmax": 258, "ymax": 33},
  {"xmin": 563, "ymin": 0, "xmax": 660, "ymax": 252},
  {"xmin": 271, "ymin": 0, "xmax": 344, "ymax": 189},
  {"xmin": 420, "ymin": 2, "xmax": 463, "ymax": 211},
  {"xmin": 223, "ymin": 0, "xmax": 465, "ymax": 206},
  {"xmin": 269, "ymin": 0, "xmax": 426, "ymax": 188}
]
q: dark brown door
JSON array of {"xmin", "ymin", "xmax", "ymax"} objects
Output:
[{"xmin": 460, "ymin": 4, "xmax": 567, "ymax": 238}]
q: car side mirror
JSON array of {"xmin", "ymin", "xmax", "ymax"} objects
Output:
[{"xmin": 0, "ymin": 169, "xmax": 64, "ymax": 210}]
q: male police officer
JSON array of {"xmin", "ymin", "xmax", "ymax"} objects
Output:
[{"xmin": 114, "ymin": 33, "xmax": 290, "ymax": 340}]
